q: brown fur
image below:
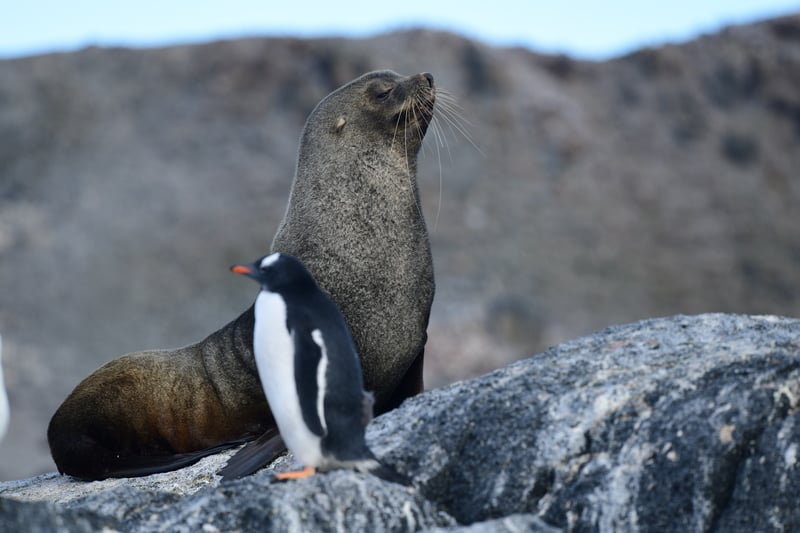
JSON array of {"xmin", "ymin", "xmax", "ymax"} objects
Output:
[{"xmin": 48, "ymin": 308, "xmax": 270, "ymax": 479}]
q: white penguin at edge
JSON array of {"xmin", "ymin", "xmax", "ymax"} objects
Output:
[{"xmin": 0, "ymin": 334, "xmax": 9, "ymax": 441}]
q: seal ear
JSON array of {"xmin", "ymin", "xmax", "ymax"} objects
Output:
[{"xmin": 334, "ymin": 116, "xmax": 347, "ymax": 133}]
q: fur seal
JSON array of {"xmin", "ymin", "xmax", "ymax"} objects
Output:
[{"xmin": 48, "ymin": 70, "xmax": 436, "ymax": 480}]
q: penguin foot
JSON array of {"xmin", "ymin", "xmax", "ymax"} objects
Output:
[{"xmin": 274, "ymin": 465, "xmax": 316, "ymax": 481}]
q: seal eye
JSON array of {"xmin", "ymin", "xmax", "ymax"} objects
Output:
[{"xmin": 375, "ymin": 88, "xmax": 392, "ymax": 101}]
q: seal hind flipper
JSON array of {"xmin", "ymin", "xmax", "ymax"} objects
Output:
[
  {"xmin": 96, "ymin": 440, "xmax": 249, "ymax": 479},
  {"xmin": 218, "ymin": 427, "xmax": 285, "ymax": 480},
  {"xmin": 58, "ymin": 439, "xmax": 248, "ymax": 481}
]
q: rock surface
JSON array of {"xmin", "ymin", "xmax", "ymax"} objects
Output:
[{"xmin": 1, "ymin": 314, "xmax": 798, "ymax": 531}]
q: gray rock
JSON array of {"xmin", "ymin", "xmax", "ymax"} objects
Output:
[
  {"xmin": 423, "ymin": 514, "xmax": 562, "ymax": 532},
  {"xmin": 375, "ymin": 313, "xmax": 800, "ymax": 531},
  {"xmin": 0, "ymin": 457, "xmax": 455, "ymax": 532},
  {"xmin": 1, "ymin": 313, "xmax": 799, "ymax": 531}
]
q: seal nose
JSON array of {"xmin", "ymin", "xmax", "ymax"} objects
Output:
[{"xmin": 422, "ymin": 72, "xmax": 434, "ymax": 88}]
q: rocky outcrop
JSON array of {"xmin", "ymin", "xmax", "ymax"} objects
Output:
[{"xmin": 2, "ymin": 314, "xmax": 798, "ymax": 531}]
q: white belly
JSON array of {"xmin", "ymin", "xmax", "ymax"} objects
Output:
[{"xmin": 253, "ymin": 292, "xmax": 323, "ymax": 467}]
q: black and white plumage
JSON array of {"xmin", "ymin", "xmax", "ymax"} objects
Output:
[{"xmin": 230, "ymin": 252, "xmax": 386, "ymax": 480}]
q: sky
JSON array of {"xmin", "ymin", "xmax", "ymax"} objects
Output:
[{"xmin": 2, "ymin": 1, "xmax": 799, "ymax": 60}]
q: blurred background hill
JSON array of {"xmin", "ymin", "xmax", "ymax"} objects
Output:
[{"xmin": 1, "ymin": 12, "xmax": 799, "ymax": 479}]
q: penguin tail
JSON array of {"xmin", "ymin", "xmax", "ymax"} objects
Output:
[
  {"xmin": 361, "ymin": 460, "xmax": 411, "ymax": 486},
  {"xmin": 347, "ymin": 450, "xmax": 410, "ymax": 486},
  {"xmin": 369, "ymin": 462, "xmax": 410, "ymax": 485},
  {"xmin": 218, "ymin": 427, "xmax": 285, "ymax": 480}
]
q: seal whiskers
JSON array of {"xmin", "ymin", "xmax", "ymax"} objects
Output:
[{"xmin": 431, "ymin": 89, "xmax": 484, "ymax": 156}]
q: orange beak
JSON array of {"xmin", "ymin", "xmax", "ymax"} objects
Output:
[{"xmin": 231, "ymin": 265, "xmax": 253, "ymax": 275}]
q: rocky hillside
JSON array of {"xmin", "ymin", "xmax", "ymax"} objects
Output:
[
  {"xmin": 1, "ymin": 314, "xmax": 799, "ymax": 531},
  {"xmin": 1, "ymin": 15, "xmax": 799, "ymax": 479}
]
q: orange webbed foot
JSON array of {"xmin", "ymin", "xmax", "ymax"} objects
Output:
[{"xmin": 274, "ymin": 465, "xmax": 316, "ymax": 481}]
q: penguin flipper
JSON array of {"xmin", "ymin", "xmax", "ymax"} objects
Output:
[{"xmin": 218, "ymin": 427, "xmax": 285, "ymax": 480}]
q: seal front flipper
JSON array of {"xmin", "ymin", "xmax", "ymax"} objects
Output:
[
  {"xmin": 218, "ymin": 427, "xmax": 285, "ymax": 480},
  {"xmin": 379, "ymin": 345, "xmax": 426, "ymax": 414}
]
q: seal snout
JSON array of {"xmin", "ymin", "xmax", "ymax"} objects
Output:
[{"xmin": 421, "ymin": 72, "xmax": 434, "ymax": 88}]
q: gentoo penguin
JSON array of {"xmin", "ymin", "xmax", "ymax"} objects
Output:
[
  {"xmin": 227, "ymin": 252, "xmax": 389, "ymax": 481},
  {"xmin": 0, "ymin": 335, "xmax": 9, "ymax": 441}
]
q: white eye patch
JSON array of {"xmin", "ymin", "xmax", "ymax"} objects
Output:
[{"xmin": 260, "ymin": 253, "xmax": 281, "ymax": 269}]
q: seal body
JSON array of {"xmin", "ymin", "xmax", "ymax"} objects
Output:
[
  {"xmin": 273, "ymin": 70, "xmax": 436, "ymax": 413},
  {"xmin": 232, "ymin": 253, "xmax": 379, "ymax": 476},
  {"xmin": 48, "ymin": 70, "xmax": 435, "ymax": 480}
]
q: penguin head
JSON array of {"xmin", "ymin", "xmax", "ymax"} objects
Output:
[{"xmin": 231, "ymin": 253, "xmax": 314, "ymax": 292}]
